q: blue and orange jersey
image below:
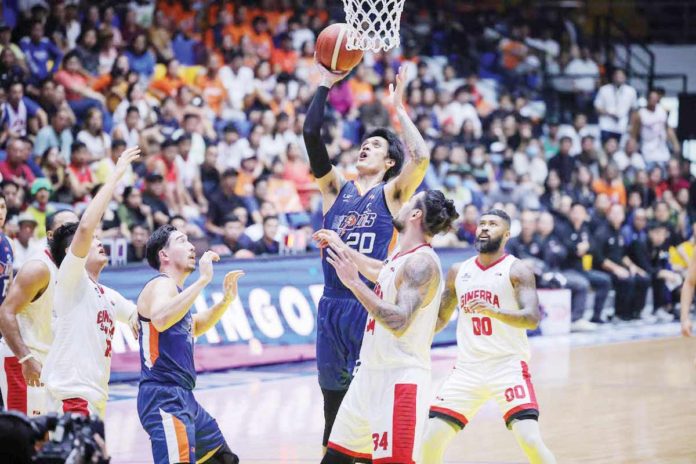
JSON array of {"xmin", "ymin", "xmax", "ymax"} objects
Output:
[
  {"xmin": 138, "ymin": 275, "xmax": 196, "ymax": 390},
  {"xmin": 322, "ymin": 181, "xmax": 397, "ymax": 292},
  {"xmin": 0, "ymin": 233, "xmax": 13, "ymax": 302}
]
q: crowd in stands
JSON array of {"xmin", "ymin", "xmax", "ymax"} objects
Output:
[{"xmin": 0, "ymin": 1, "xmax": 693, "ymax": 331}]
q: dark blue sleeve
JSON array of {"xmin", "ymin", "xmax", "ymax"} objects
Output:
[
  {"xmin": 23, "ymin": 97, "xmax": 40, "ymax": 117},
  {"xmin": 47, "ymin": 41, "xmax": 63, "ymax": 73}
]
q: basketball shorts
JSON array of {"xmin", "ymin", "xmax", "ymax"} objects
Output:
[
  {"xmin": 316, "ymin": 292, "xmax": 368, "ymax": 391},
  {"xmin": 327, "ymin": 366, "xmax": 430, "ymax": 463},
  {"xmin": 430, "ymin": 356, "xmax": 540, "ymax": 430},
  {"xmin": 138, "ymin": 383, "xmax": 226, "ymax": 464},
  {"xmin": 0, "ymin": 343, "xmax": 49, "ymax": 416}
]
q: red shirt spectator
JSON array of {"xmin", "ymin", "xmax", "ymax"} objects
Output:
[{"xmin": 0, "ymin": 138, "xmax": 35, "ymax": 188}]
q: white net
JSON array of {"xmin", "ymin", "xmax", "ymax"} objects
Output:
[{"xmin": 342, "ymin": 0, "xmax": 406, "ymax": 52}]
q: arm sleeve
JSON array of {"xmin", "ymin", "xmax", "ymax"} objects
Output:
[{"xmin": 302, "ymin": 86, "xmax": 333, "ymax": 178}]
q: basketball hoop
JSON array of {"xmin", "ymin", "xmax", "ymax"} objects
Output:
[{"xmin": 342, "ymin": 0, "xmax": 405, "ymax": 52}]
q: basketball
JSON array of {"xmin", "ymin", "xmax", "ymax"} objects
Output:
[{"xmin": 315, "ymin": 23, "xmax": 364, "ymax": 73}]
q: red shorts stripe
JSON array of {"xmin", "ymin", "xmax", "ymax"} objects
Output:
[
  {"xmin": 390, "ymin": 383, "xmax": 417, "ymax": 464},
  {"xmin": 504, "ymin": 403, "xmax": 539, "ymax": 422},
  {"xmin": 62, "ymin": 398, "xmax": 90, "ymax": 416},
  {"xmin": 521, "ymin": 361, "xmax": 538, "ymax": 405},
  {"xmin": 327, "ymin": 441, "xmax": 372, "ymax": 460},
  {"xmin": 429, "ymin": 405, "xmax": 468, "ymax": 426},
  {"xmin": 4, "ymin": 356, "xmax": 27, "ymax": 414}
]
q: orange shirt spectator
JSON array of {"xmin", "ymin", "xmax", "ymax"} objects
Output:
[
  {"xmin": 270, "ymin": 36, "xmax": 298, "ymax": 74},
  {"xmin": 150, "ymin": 59, "xmax": 184, "ymax": 99},
  {"xmin": 500, "ymin": 38, "xmax": 527, "ymax": 71},
  {"xmin": 593, "ymin": 178, "xmax": 627, "ymax": 206},
  {"xmin": 349, "ymin": 79, "xmax": 374, "ymax": 108},
  {"xmin": 248, "ymin": 16, "xmax": 274, "ymax": 59},
  {"xmin": 195, "ymin": 72, "xmax": 226, "ymax": 117}
]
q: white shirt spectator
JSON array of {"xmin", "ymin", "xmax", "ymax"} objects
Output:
[
  {"xmin": 218, "ymin": 65, "xmax": 255, "ymax": 111},
  {"xmin": 291, "ymin": 28, "xmax": 315, "ymax": 51},
  {"xmin": 638, "ymin": 105, "xmax": 671, "ymax": 164},
  {"xmin": 11, "ymin": 237, "xmax": 43, "ymax": 269},
  {"xmin": 612, "ymin": 148, "xmax": 646, "ymax": 171},
  {"xmin": 439, "ymin": 101, "xmax": 482, "ymax": 137},
  {"xmin": 565, "ymin": 57, "xmax": 599, "ymax": 93},
  {"xmin": 77, "ymin": 130, "xmax": 111, "ymax": 161},
  {"xmin": 217, "ymin": 139, "xmax": 241, "ymax": 171},
  {"xmin": 557, "ymin": 124, "xmax": 598, "ymax": 156},
  {"xmin": 594, "ymin": 83, "xmax": 637, "ymax": 135}
]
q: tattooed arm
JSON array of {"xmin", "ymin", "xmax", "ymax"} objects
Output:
[
  {"xmin": 435, "ymin": 263, "xmax": 461, "ymax": 333},
  {"xmin": 327, "ymin": 246, "xmax": 440, "ymax": 337},
  {"xmin": 384, "ymin": 67, "xmax": 430, "ymax": 214},
  {"xmin": 468, "ymin": 260, "xmax": 541, "ymax": 329}
]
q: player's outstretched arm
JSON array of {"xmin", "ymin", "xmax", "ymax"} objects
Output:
[
  {"xmin": 680, "ymin": 253, "xmax": 696, "ymax": 337},
  {"xmin": 385, "ymin": 67, "xmax": 430, "ymax": 214},
  {"xmin": 71, "ymin": 146, "xmax": 141, "ymax": 259},
  {"xmin": 193, "ymin": 270, "xmax": 244, "ymax": 337},
  {"xmin": 0, "ymin": 260, "xmax": 50, "ymax": 386},
  {"xmin": 302, "ymin": 62, "xmax": 349, "ymax": 213},
  {"xmin": 147, "ymin": 250, "xmax": 220, "ymax": 332},
  {"xmin": 435, "ymin": 263, "xmax": 462, "ymax": 333},
  {"xmin": 313, "ymin": 229, "xmax": 383, "ymax": 282},
  {"xmin": 469, "ymin": 260, "xmax": 541, "ymax": 330},
  {"xmin": 328, "ymin": 248, "xmax": 440, "ymax": 337}
]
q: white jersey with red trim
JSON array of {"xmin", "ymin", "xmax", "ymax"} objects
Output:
[
  {"xmin": 41, "ymin": 250, "xmax": 135, "ymax": 417},
  {"xmin": 455, "ymin": 254, "xmax": 530, "ymax": 362},
  {"xmin": 0, "ymin": 249, "xmax": 57, "ymax": 362},
  {"xmin": 359, "ymin": 244, "xmax": 443, "ymax": 370}
]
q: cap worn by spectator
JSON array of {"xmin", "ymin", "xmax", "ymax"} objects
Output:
[
  {"xmin": 31, "ymin": 178, "xmax": 53, "ymax": 197},
  {"xmin": 16, "ymin": 212, "xmax": 38, "ymax": 227}
]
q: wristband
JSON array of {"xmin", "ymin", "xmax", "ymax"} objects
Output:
[{"xmin": 18, "ymin": 353, "xmax": 35, "ymax": 364}]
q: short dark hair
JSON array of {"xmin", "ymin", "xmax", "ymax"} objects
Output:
[
  {"xmin": 222, "ymin": 168, "xmax": 238, "ymax": 178},
  {"xmin": 480, "ymin": 209, "xmax": 511, "ymax": 228},
  {"xmin": 71, "ymin": 141, "xmax": 86, "ymax": 154},
  {"xmin": 263, "ymin": 215, "xmax": 279, "ymax": 225},
  {"xmin": 145, "ymin": 224, "xmax": 177, "ymax": 270},
  {"xmin": 50, "ymin": 222, "xmax": 79, "ymax": 267},
  {"xmin": 126, "ymin": 105, "xmax": 139, "ymax": 115},
  {"xmin": 130, "ymin": 223, "xmax": 150, "ymax": 234},
  {"xmin": 222, "ymin": 214, "xmax": 241, "ymax": 226},
  {"xmin": 364, "ymin": 128, "xmax": 404, "ymax": 182},
  {"xmin": 46, "ymin": 208, "xmax": 75, "ymax": 234},
  {"xmin": 169, "ymin": 214, "xmax": 185, "ymax": 224},
  {"xmin": 418, "ymin": 190, "xmax": 459, "ymax": 236}
]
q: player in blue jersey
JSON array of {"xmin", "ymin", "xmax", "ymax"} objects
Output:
[
  {"xmin": 137, "ymin": 224, "xmax": 244, "ymax": 464},
  {"xmin": 303, "ymin": 63, "xmax": 431, "ymax": 452},
  {"xmin": 0, "ymin": 193, "xmax": 13, "ymax": 409}
]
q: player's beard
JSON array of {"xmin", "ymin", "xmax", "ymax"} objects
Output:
[
  {"xmin": 475, "ymin": 234, "xmax": 503, "ymax": 253},
  {"xmin": 392, "ymin": 217, "xmax": 405, "ymax": 233}
]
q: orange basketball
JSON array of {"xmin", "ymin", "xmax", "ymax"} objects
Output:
[{"xmin": 315, "ymin": 23, "xmax": 364, "ymax": 73}]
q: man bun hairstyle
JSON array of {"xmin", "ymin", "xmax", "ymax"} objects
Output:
[
  {"xmin": 50, "ymin": 222, "xmax": 79, "ymax": 267},
  {"xmin": 146, "ymin": 224, "xmax": 177, "ymax": 270},
  {"xmin": 366, "ymin": 128, "xmax": 404, "ymax": 182},
  {"xmin": 420, "ymin": 190, "xmax": 460, "ymax": 236}
]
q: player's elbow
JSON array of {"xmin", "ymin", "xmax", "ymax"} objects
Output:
[{"xmin": 525, "ymin": 311, "xmax": 541, "ymax": 330}]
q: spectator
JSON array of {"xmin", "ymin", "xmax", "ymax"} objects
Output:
[
  {"xmin": 74, "ymin": 27, "xmax": 99, "ymax": 76},
  {"xmin": 560, "ymin": 202, "xmax": 612, "ymax": 323},
  {"xmin": 254, "ymin": 215, "xmax": 281, "ymax": 255},
  {"xmin": 270, "ymin": 33, "xmax": 298, "ymax": 75},
  {"xmin": 621, "ymin": 207, "xmax": 648, "ymax": 247},
  {"xmin": 1, "ymin": 81, "xmax": 46, "ymax": 140},
  {"xmin": 565, "ymin": 46, "xmax": 599, "ymax": 115},
  {"xmin": 206, "ymin": 168, "xmax": 247, "ymax": 237},
  {"xmin": 11, "ymin": 212, "xmax": 41, "ymax": 268},
  {"xmin": 66, "ymin": 141, "xmax": 95, "ymax": 204},
  {"xmin": 24, "ymin": 177, "xmax": 54, "ymax": 239},
  {"xmin": 594, "ymin": 68, "xmax": 637, "ymax": 143},
  {"xmin": 211, "ymin": 214, "xmax": 256, "ymax": 257},
  {"xmin": 38, "ymin": 146, "xmax": 70, "ymax": 203},
  {"xmin": 149, "ymin": 58, "xmax": 184, "ymax": 100},
  {"xmin": 76, "ymin": 107, "xmax": 111, "ymax": 162},
  {"xmin": 0, "ymin": 138, "xmax": 36, "ymax": 189},
  {"xmin": 124, "ymin": 33, "xmax": 156, "ymax": 82},
  {"xmin": 92, "ymin": 139, "xmax": 135, "ymax": 199},
  {"xmin": 576, "ymin": 134, "xmax": 604, "ymax": 178},
  {"xmin": 1, "ymin": 180, "xmax": 23, "ymax": 219},
  {"xmin": 612, "ymin": 137, "xmax": 645, "ymax": 172},
  {"xmin": 200, "ymin": 144, "xmax": 221, "ymax": 200},
  {"xmin": 592, "ymin": 162, "xmax": 626, "ymax": 206},
  {"xmin": 195, "ymin": 53, "xmax": 226, "ymax": 118},
  {"xmin": 34, "ymin": 108, "xmax": 74, "ymax": 162},
  {"xmin": 126, "ymin": 223, "xmax": 150, "ymax": 263},
  {"xmin": 142, "ymin": 173, "xmax": 171, "ymax": 228},
  {"xmin": 117, "ymin": 185, "xmax": 154, "ymax": 234},
  {"xmin": 631, "ymin": 89, "xmax": 680, "ymax": 165},
  {"xmin": 592, "ymin": 203, "xmax": 650, "ymax": 321},
  {"xmin": 548, "ymin": 136, "xmax": 576, "ymax": 185},
  {"xmin": 456, "ymin": 204, "xmax": 479, "ymax": 245},
  {"xmin": 19, "ymin": 19, "xmax": 62, "ymax": 85},
  {"xmin": 112, "ymin": 105, "xmax": 142, "ymax": 148}
]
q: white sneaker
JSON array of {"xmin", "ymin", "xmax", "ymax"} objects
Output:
[
  {"xmin": 571, "ymin": 319, "xmax": 598, "ymax": 332},
  {"xmin": 655, "ymin": 308, "xmax": 675, "ymax": 323},
  {"xmin": 641, "ymin": 313, "xmax": 658, "ymax": 324}
]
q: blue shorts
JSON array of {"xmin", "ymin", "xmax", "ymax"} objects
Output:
[
  {"xmin": 316, "ymin": 290, "xmax": 368, "ymax": 391},
  {"xmin": 138, "ymin": 383, "xmax": 226, "ymax": 464}
]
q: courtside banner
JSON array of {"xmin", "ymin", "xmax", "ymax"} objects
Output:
[{"xmin": 106, "ymin": 249, "xmax": 476, "ymax": 381}]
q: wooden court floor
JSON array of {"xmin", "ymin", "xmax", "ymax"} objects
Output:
[{"xmin": 105, "ymin": 336, "xmax": 696, "ymax": 463}]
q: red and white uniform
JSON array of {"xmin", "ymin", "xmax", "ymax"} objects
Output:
[
  {"xmin": 430, "ymin": 254, "xmax": 540, "ymax": 430},
  {"xmin": 328, "ymin": 244, "xmax": 442, "ymax": 463},
  {"xmin": 0, "ymin": 249, "xmax": 56, "ymax": 416},
  {"xmin": 41, "ymin": 250, "xmax": 135, "ymax": 418}
]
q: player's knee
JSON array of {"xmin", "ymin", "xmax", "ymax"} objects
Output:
[{"xmin": 513, "ymin": 421, "xmax": 544, "ymax": 450}]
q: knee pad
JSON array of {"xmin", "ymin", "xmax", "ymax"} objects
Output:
[{"xmin": 206, "ymin": 443, "xmax": 239, "ymax": 464}]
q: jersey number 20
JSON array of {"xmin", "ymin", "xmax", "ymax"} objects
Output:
[
  {"xmin": 345, "ymin": 232, "xmax": 375, "ymax": 254},
  {"xmin": 472, "ymin": 316, "xmax": 493, "ymax": 336}
]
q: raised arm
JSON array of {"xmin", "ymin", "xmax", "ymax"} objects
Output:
[
  {"xmin": 468, "ymin": 260, "xmax": 541, "ymax": 330},
  {"xmin": 435, "ymin": 262, "xmax": 462, "ymax": 333},
  {"xmin": 385, "ymin": 67, "xmax": 430, "ymax": 213},
  {"xmin": 143, "ymin": 250, "xmax": 219, "ymax": 332},
  {"xmin": 327, "ymin": 246, "xmax": 440, "ymax": 337},
  {"xmin": 71, "ymin": 146, "xmax": 140, "ymax": 258},
  {"xmin": 680, "ymin": 253, "xmax": 696, "ymax": 337},
  {"xmin": 313, "ymin": 228, "xmax": 383, "ymax": 282},
  {"xmin": 193, "ymin": 270, "xmax": 244, "ymax": 336},
  {"xmin": 302, "ymin": 63, "xmax": 349, "ymax": 213}
]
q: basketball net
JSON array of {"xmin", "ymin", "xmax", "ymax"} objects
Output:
[{"xmin": 342, "ymin": 0, "xmax": 405, "ymax": 52}]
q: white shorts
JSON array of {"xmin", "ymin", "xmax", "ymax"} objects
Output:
[
  {"xmin": 430, "ymin": 356, "xmax": 539, "ymax": 430},
  {"xmin": 0, "ymin": 342, "xmax": 49, "ymax": 416},
  {"xmin": 328, "ymin": 366, "xmax": 431, "ymax": 464}
]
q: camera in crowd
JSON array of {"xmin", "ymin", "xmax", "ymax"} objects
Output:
[{"xmin": 0, "ymin": 410, "xmax": 109, "ymax": 464}]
